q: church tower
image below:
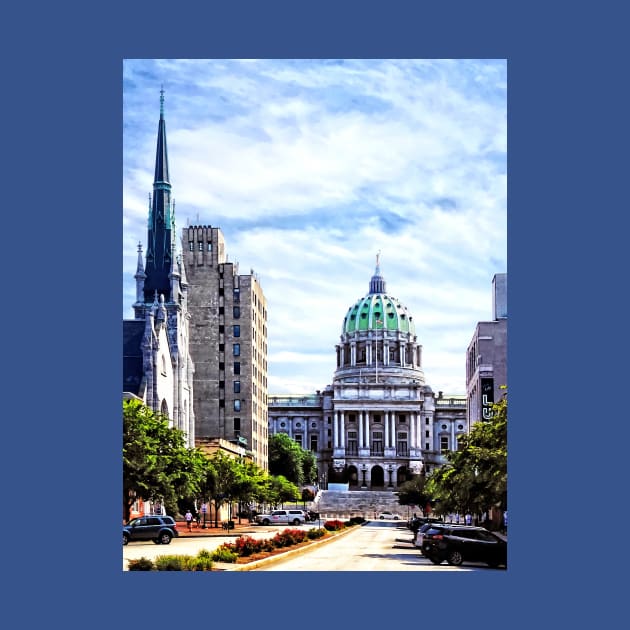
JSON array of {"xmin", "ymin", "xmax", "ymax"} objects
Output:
[{"xmin": 124, "ymin": 90, "xmax": 195, "ymax": 447}]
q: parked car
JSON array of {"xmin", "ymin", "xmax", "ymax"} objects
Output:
[
  {"xmin": 254, "ymin": 509, "xmax": 307, "ymax": 525},
  {"xmin": 123, "ymin": 515, "xmax": 179, "ymax": 545},
  {"xmin": 414, "ymin": 521, "xmax": 460, "ymax": 548},
  {"xmin": 420, "ymin": 525, "xmax": 507, "ymax": 568},
  {"xmin": 378, "ymin": 511, "xmax": 400, "ymax": 520}
]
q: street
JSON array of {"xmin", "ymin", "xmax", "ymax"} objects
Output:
[
  {"xmin": 255, "ymin": 520, "xmax": 496, "ymax": 571},
  {"xmin": 123, "ymin": 520, "xmax": 505, "ymax": 572}
]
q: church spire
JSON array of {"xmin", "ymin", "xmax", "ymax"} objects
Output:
[
  {"xmin": 143, "ymin": 88, "xmax": 174, "ymax": 303},
  {"xmin": 369, "ymin": 251, "xmax": 386, "ymax": 294}
]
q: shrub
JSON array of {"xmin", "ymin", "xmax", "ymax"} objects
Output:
[
  {"xmin": 324, "ymin": 519, "xmax": 346, "ymax": 531},
  {"xmin": 348, "ymin": 516, "xmax": 365, "ymax": 525},
  {"xmin": 211, "ymin": 545, "xmax": 238, "ymax": 563},
  {"xmin": 307, "ymin": 527, "xmax": 326, "ymax": 540},
  {"xmin": 273, "ymin": 528, "xmax": 307, "ymax": 548},
  {"xmin": 233, "ymin": 535, "xmax": 266, "ymax": 557},
  {"xmin": 154, "ymin": 555, "xmax": 186, "ymax": 570},
  {"xmin": 127, "ymin": 556, "xmax": 155, "ymax": 571}
]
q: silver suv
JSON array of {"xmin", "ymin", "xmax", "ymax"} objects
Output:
[
  {"xmin": 123, "ymin": 515, "xmax": 179, "ymax": 545},
  {"xmin": 255, "ymin": 509, "xmax": 307, "ymax": 526}
]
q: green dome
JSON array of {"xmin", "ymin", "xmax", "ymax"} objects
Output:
[{"xmin": 342, "ymin": 293, "xmax": 416, "ymax": 335}]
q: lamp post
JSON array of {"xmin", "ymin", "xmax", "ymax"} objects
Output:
[
  {"xmin": 361, "ymin": 464, "xmax": 367, "ymax": 488},
  {"xmin": 388, "ymin": 464, "xmax": 393, "ymax": 488}
]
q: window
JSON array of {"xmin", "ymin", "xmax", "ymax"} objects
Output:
[
  {"xmin": 347, "ymin": 431, "xmax": 357, "ymax": 455},
  {"xmin": 198, "ymin": 242, "xmax": 203, "ymax": 251},
  {"xmin": 233, "ymin": 325, "xmax": 240, "ymax": 337},
  {"xmin": 233, "ymin": 343, "xmax": 240, "ymax": 356},
  {"xmin": 219, "ymin": 325, "xmax": 225, "ymax": 333},
  {"xmin": 207, "ymin": 242, "xmax": 212, "ymax": 251},
  {"xmin": 234, "ymin": 362, "xmax": 240, "ymax": 375},
  {"xmin": 397, "ymin": 432, "xmax": 408, "ymax": 456},
  {"xmin": 234, "ymin": 400, "xmax": 241, "ymax": 412},
  {"xmin": 219, "ymin": 399, "xmax": 225, "ymax": 408},
  {"xmin": 219, "ymin": 343, "xmax": 224, "ymax": 351},
  {"xmin": 219, "ymin": 380, "xmax": 225, "ymax": 389},
  {"xmin": 188, "ymin": 241, "xmax": 194, "ymax": 251},
  {"xmin": 399, "ymin": 414, "xmax": 406, "ymax": 423},
  {"xmin": 310, "ymin": 435, "xmax": 318, "ymax": 451},
  {"xmin": 234, "ymin": 380, "xmax": 240, "ymax": 393},
  {"xmin": 371, "ymin": 432, "xmax": 383, "ymax": 455},
  {"xmin": 219, "ymin": 307, "xmax": 224, "ymax": 315},
  {"xmin": 348, "ymin": 413, "xmax": 356, "ymax": 423},
  {"xmin": 294, "ymin": 434, "xmax": 303, "ymax": 448},
  {"xmin": 234, "ymin": 418, "xmax": 241, "ymax": 432},
  {"xmin": 425, "ymin": 430, "xmax": 430, "ymax": 438},
  {"xmin": 440, "ymin": 436, "xmax": 449, "ymax": 453},
  {"xmin": 374, "ymin": 414, "xmax": 381, "ymax": 424},
  {"xmin": 233, "ymin": 288, "xmax": 240, "ymax": 301},
  {"xmin": 233, "ymin": 306, "xmax": 240, "ymax": 318},
  {"xmin": 219, "ymin": 362, "xmax": 225, "ymax": 371}
]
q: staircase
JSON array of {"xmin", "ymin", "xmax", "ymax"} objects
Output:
[{"xmin": 314, "ymin": 490, "xmax": 406, "ymax": 520}]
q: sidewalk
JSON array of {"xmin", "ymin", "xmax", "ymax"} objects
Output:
[{"xmin": 176, "ymin": 519, "xmax": 257, "ymax": 537}]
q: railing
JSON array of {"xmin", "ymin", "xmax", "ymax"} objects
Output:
[{"xmin": 268, "ymin": 395, "xmax": 322, "ymax": 406}]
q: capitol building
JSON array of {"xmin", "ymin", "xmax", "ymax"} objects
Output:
[{"xmin": 268, "ymin": 256, "xmax": 467, "ymax": 491}]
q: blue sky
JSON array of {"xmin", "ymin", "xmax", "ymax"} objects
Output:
[{"xmin": 123, "ymin": 59, "xmax": 507, "ymax": 395}]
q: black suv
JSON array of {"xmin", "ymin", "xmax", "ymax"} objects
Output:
[
  {"xmin": 421, "ymin": 525, "xmax": 507, "ymax": 568},
  {"xmin": 123, "ymin": 515, "xmax": 179, "ymax": 545}
]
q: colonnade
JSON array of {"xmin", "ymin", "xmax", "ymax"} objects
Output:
[
  {"xmin": 332, "ymin": 409, "xmax": 423, "ymax": 450},
  {"xmin": 337, "ymin": 335, "xmax": 422, "ymax": 369}
]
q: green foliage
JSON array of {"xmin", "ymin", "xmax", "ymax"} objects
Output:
[
  {"xmin": 307, "ymin": 527, "xmax": 327, "ymax": 539},
  {"xmin": 268, "ymin": 433, "xmax": 317, "ymax": 485},
  {"xmin": 210, "ymin": 545, "xmax": 238, "ymax": 563},
  {"xmin": 426, "ymin": 389, "xmax": 507, "ymax": 515},
  {"xmin": 123, "ymin": 399, "xmax": 206, "ymax": 521},
  {"xmin": 395, "ymin": 475, "xmax": 431, "ymax": 513},
  {"xmin": 153, "ymin": 551, "xmax": 214, "ymax": 571},
  {"xmin": 127, "ymin": 556, "xmax": 155, "ymax": 571}
]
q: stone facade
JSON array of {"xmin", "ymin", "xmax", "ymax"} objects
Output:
[
  {"xmin": 183, "ymin": 225, "xmax": 268, "ymax": 470},
  {"xmin": 268, "ymin": 260, "xmax": 467, "ymax": 489}
]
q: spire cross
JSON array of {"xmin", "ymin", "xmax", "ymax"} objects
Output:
[{"xmin": 376, "ymin": 250, "xmax": 381, "ymax": 267}]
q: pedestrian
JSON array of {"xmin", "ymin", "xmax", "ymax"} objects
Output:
[
  {"xmin": 464, "ymin": 513, "xmax": 472, "ymax": 525},
  {"xmin": 185, "ymin": 509, "xmax": 193, "ymax": 531},
  {"xmin": 503, "ymin": 510, "xmax": 508, "ymax": 534},
  {"xmin": 195, "ymin": 511, "xmax": 201, "ymax": 528}
]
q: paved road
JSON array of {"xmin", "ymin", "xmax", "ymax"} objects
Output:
[{"xmin": 255, "ymin": 520, "xmax": 499, "ymax": 571}]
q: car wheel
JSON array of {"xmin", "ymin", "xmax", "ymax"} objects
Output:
[
  {"xmin": 123, "ymin": 533, "xmax": 129, "ymax": 546},
  {"xmin": 153, "ymin": 538, "xmax": 161, "ymax": 544},
  {"xmin": 262, "ymin": 518, "xmax": 270, "ymax": 525},
  {"xmin": 293, "ymin": 519, "xmax": 301, "ymax": 525},
  {"xmin": 379, "ymin": 516, "xmax": 384, "ymax": 519},
  {"xmin": 158, "ymin": 532, "xmax": 172, "ymax": 545},
  {"xmin": 447, "ymin": 550, "xmax": 464, "ymax": 566}
]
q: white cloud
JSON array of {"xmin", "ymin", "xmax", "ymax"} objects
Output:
[{"xmin": 123, "ymin": 59, "xmax": 507, "ymax": 394}]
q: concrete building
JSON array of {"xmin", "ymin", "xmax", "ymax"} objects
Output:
[
  {"xmin": 268, "ymin": 257, "xmax": 467, "ymax": 490},
  {"xmin": 183, "ymin": 226, "xmax": 268, "ymax": 471},
  {"xmin": 466, "ymin": 273, "xmax": 508, "ymax": 425}
]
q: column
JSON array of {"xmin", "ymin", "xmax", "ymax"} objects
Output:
[
  {"xmin": 400, "ymin": 343, "xmax": 406, "ymax": 366},
  {"xmin": 340, "ymin": 345, "xmax": 345, "ymax": 366},
  {"xmin": 366, "ymin": 338, "xmax": 372, "ymax": 365},
  {"xmin": 384, "ymin": 411, "xmax": 389, "ymax": 448},
  {"xmin": 351, "ymin": 342, "xmax": 356, "ymax": 366},
  {"xmin": 410, "ymin": 412, "xmax": 415, "ymax": 449},
  {"xmin": 340, "ymin": 411, "xmax": 345, "ymax": 448},
  {"xmin": 333, "ymin": 410, "xmax": 338, "ymax": 448},
  {"xmin": 358, "ymin": 410, "xmax": 363, "ymax": 448},
  {"xmin": 365, "ymin": 411, "xmax": 370, "ymax": 449}
]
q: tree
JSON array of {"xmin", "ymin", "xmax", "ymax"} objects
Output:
[
  {"xmin": 426, "ymin": 388, "xmax": 507, "ymax": 518},
  {"xmin": 268, "ymin": 433, "xmax": 306, "ymax": 485},
  {"xmin": 122, "ymin": 399, "xmax": 203, "ymax": 522},
  {"xmin": 395, "ymin": 474, "xmax": 431, "ymax": 515}
]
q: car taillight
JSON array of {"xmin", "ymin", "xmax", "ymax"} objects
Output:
[{"xmin": 431, "ymin": 534, "xmax": 443, "ymax": 540}]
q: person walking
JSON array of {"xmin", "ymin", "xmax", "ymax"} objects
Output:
[
  {"xmin": 464, "ymin": 513, "xmax": 472, "ymax": 526},
  {"xmin": 185, "ymin": 509, "xmax": 193, "ymax": 531}
]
